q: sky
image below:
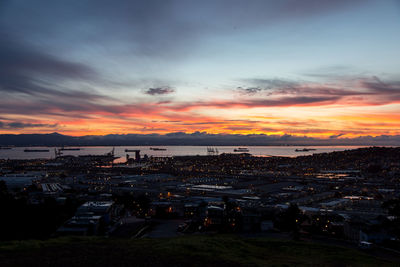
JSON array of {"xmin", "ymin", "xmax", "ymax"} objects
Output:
[{"xmin": 1, "ymin": 0, "xmax": 400, "ymax": 138}]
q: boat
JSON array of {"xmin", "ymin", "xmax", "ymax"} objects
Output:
[
  {"xmin": 125, "ymin": 149, "xmax": 140, "ymax": 152},
  {"xmin": 55, "ymin": 148, "xmax": 118, "ymax": 164},
  {"xmin": 295, "ymin": 148, "xmax": 316, "ymax": 152},
  {"xmin": 24, "ymin": 149, "xmax": 50, "ymax": 152},
  {"xmin": 233, "ymin": 147, "xmax": 249, "ymax": 152},
  {"xmin": 78, "ymin": 148, "xmax": 118, "ymax": 163},
  {"xmin": 150, "ymin": 147, "xmax": 167, "ymax": 151},
  {"xmin": 59, "ymin": 147, "xmax": 81, "ymax": 151}
]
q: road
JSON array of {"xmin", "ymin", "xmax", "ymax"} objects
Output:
[{"xmin": 142, "ymin": 219, "xmax": 185, "ymax": 238}]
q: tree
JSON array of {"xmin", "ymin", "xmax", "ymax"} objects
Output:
[
  {"xmin": 222, "ymin": 196, "xmax": 242, "ymax": 232},
  {"xmin": 383, "ymin": 198, "xmax": 400, "ymax": 217},
  {"xmin": 275, "ymin": 203, "xmax": 304, "ymax": 240},
  {"xmin": 382, "ymin": 198, "xmax": 400, "ymax": 238},
  {"xmin": 0, "ymin": 180, "xmax": 7, "ymax": 195}
]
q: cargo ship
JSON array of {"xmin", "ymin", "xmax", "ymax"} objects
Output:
[
  {"xmin": 295, "ymin": 148, "xmax": 316, "ymax": 152},
  {"xmin": 77, "ymin": 148, "xmax": 118, "ymax": 163},
  {"xmin": 233, "ymin": 147, "xmax": 249, "ymax": 152},
  {"xmin": 24, "ymin": 149, "xmax": 50, "ymax": 152},
  {"xmin": 59, "ymin": 147, "xmax": 81, "ymax": 151},
  {"xmin": 150, "ymin": 147, "xmax": 167, "ymax": 151}
]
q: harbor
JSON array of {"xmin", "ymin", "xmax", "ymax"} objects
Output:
[{"xmin": 0, "ymin": 146, "xmax": 368, "ymax": 160}]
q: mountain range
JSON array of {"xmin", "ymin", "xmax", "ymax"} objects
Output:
[{"xmin": 1, "ymin": 132, "xmax": 400, "ymax": 146}]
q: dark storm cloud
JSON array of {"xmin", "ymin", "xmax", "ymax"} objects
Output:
[
  {"xmin": 1, "ymin": 76, "xmax": 399, "ymax": 120},
  {"xmin": 145, "ymin": 87, "xmax": 175, "ymax": 96},
  {"xmin": 330, "ymin": 133, "xmax": 345, "ymax": 139},
  {"xmin": 0, "ymin": 35, "xmax": 115, "ymax": 121},
  {"xmin": 240, "ymin": 78, "xmax": 359, "ymax": 97},
  {"xmin": 0, "ymin": 37, "xmax": 96, "ymax": 80},
  {"xmin": 0, "ymin": 94, "xmax": 113, "ymax": 117},
  {"xmin": 0, "ymin": 0, "xmax": 188, "ymax": 59},
  {"xmin": 0, "ymin": 121, "xmax": 57, "ymax": 129},
  {"xmin": 0, "ymin": 1, "xmax": 367, "ymax": 61},
  {"xmin": 0, "ymin": 1, "xmax": 381, "ymax": 120},
  {"xmin": 360, "ymin": 76, "xmax": 400, "ymax": 94},
  {"xmin": 0, "ymin": 35, "xmax": 98, "ymax": 95},
  {"xmin": 0, "ymin": 33, "xmax": 119, "ymax": 117},
  {"xmin": 169, "ymin": 96, "xmax": 341, "ymax": 111},
  {"xmin": 0, "ymin": 0, "xmax": 370, "ymax": 107},
  {"xmin": 0, "ymin": 77, "xmax": 116, "ymax": 118},
  {"xmin": 238, "ymin": 79, "xmax": 299, "ymax": 95},
  {"xmin": 236, "ymin": 96, "xmax": 341, "ymax": 107},
  {"xmin": 238, "ymin": 76, "xmax": 400, "ymax": 104},
  {"xmin": 237, "ymin": 87, "xmax": 262, "ymax": 95}
]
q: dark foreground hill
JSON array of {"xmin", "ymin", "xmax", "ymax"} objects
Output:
[{"xmin": 0, "ymin": 235, "xmax": 396, "ymax": 267}]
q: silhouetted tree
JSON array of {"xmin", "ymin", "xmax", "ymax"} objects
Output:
[
  {"xmin": 275, "ymin": 203, "xmax": 305, "ymax": 240},
  {"xmin": 382, "ymin": 198, "xmax": 400, "ymax": 238},
  {"xmin": 0, "ymin": 180, "xmax": 7, "ymax": 195},
  {"xmin": 222, "ymin": 196, "xmax": 242, "ymax": 232}
]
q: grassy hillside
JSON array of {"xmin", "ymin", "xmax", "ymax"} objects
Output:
[{"xmin": 0, "ymin": 235, "xmax": 396, "ymax": 266}]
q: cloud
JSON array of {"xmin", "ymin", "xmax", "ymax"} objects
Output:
[
  {"xmin": 244, "ymin": 78, "xmax": 299, "ymax": 90},
  {"xmin": 236, "ymin": 76, "xmax": 400, "ymax": 106},
  {"xmin": 329, "ymin": 133, "xmax": 345, "ymax": 139},
  {"xmin": 237, "ymin": 87, "xmax": 262, "ymax": 95},
  {"xmin": 0, "ymin": 72, "xmax": 399, "ymax": 124},
  {"xmin": 0, "ymin": 34, "xmax": 98, "ymax": 95},
  {"xmin": 238, "ymin": 78, "xmax": 363, "ymax": 97},
  {"xmin": 0, "ymin": 121, "xmax": 58, "ymax": 129},
  {"xmin": 2, "ymin": 75, "xmax": 399, "ymax": 121},
  {"xmin": 359, "ymin": 76, "xmax": 400, "ymax": 94},
  {"xmin": 224, "ymin": 126, "xmax": 255, "ymax": 131},
  {"xmin": 0, "ymin": 35, "xmax": 124, "ymax": 119},
  {"xmin": 0, "ymin": 33, "xmax": 123, "ymax": 122},
  {"xmin": 145, "ymin": 87, "xmax": 175, "ymax": 95},
  {"xmin": 169, "ymin": 96, "xmax": 341, "ymax": 111},
  {"xmin": 0, "ymin": 0, "xmax": 367, "ymax": 63}
]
